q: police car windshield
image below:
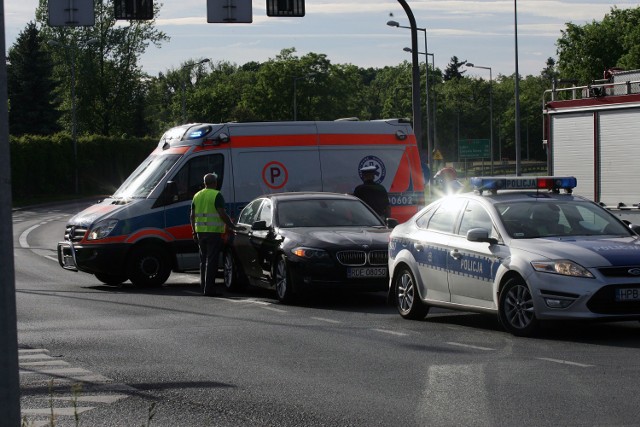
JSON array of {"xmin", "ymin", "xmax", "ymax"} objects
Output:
[
  {"xmin": 495, "ymin": 200, "xmax": 632, "ymax": 239},
  {"xmin": 113, "ymin": 154, "xmax": 181, "ymax": 199},
  {"xmin": 276, "ymin": 198, "xmax": 384, "ymax": 228}
]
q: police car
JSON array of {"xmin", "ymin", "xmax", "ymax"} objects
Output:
[{"xmin": 388, "ymin": 176, "xmax": 640, "ymax": 336}]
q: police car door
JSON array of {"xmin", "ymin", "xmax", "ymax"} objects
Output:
[
  {"xmin": 446, "ymin": 199, "xmax": 501, "ymax": 309},
  {"xmin": 412, "ymin": 198, "xmax": 467, "ymax": 303}
]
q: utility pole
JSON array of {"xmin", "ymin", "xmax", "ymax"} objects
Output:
[{"xmin": 1, "ymin": 0, "xmax": 22, "ymax": 423}]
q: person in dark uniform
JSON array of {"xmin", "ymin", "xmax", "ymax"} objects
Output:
[
  {"xmin": 353, "ymin": 165, "xmax": 391, "ymax": 218},
  {"xmin": 190, "ymin": 173, "xmax": 239, "ymax": 296}
]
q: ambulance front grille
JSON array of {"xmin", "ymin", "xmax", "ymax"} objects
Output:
[
  {"xmin": 336, "ymin": 250, "xmax": 388, "ymax": 266},
  {"xmin": 65, "ymin": 225, "xmax": 88, "ymax": 242}
]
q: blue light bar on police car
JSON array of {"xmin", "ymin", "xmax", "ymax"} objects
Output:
[{"xmin": 470, "ymin": 176, "xmax": 577, "ymax": 192}]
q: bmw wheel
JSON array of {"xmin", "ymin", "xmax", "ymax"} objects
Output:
[
  {"xmin": 394, "ymin": 266, "xmax": 429, "ymax": 320},
  {"xmin": 127, "ymin": 245, "xmax": 171, "ymax": 287},
  {"xmin": 498, "ymin": 277, "xmax": 539, "ymax": 337},
  {"xmin": 223, "ymin": 250, "xmax": 246, "ymax": 291},
  {"xmin": 274, "ymin": 255, "xmax": 295, "ymax": 304}
]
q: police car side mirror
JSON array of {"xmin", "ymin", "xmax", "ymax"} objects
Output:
[
  {"xmin": 386, "ymin": 218, "xmax": 399, "ymax": 229},
  {"xmin": 628, "ymin": 223, "xmax": 640, "ymax": 235},
  {"xmin": 467, "ymin": 228, "xmax": 498, "ymax": 245}
]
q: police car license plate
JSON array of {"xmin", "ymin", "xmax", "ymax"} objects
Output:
[
  {"xmin": 615, "ymin": 288, "xmax": 640, "ymax": 302},
  {"xmin": 347, "ymin": 267, "xmax": 387, "ymax": 279}
]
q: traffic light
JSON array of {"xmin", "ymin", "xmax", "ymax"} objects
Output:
[
  {"xmin": 115, "ymin": 0, "xmax": 154, "ymax": 20},
  {"xmin": 266, "ymin": 0, "xmax": 305, "ymax": 17}
]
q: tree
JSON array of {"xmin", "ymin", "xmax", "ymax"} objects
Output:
[
  {"xmin": 443, "ymin": 56, "xmax": 467, "ymax": 81},
  {"xmin": 35, "ymin": 0, "xmax": 169, "ymax": 136},
  {"xmin": 7, "ymin": 22, "xmax": 60, "ymax": 135},
  {"xmin": 556, "ymin": 6, "xmax": 640, "ymax": 84}
]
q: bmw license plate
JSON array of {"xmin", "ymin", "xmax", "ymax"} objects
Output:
[
  {"xmin": 347, "ymin": 267, "xmax": 387, "ymax": 279},
  {"xmin": 615, "ymin": 288, "xmax": 640, "ymax": 302}
]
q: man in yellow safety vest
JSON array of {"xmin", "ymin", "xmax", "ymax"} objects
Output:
[{"xmin": 190, "ymin": 173, "xmax": 239, "ymax": 296}]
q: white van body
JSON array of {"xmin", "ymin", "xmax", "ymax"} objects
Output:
[{"xmin": 57, "ymin": 119, "xmax": 425, "ymax": 286}]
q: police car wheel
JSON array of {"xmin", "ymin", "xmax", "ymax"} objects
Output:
[
  {"xmin": 223, "ymin": 250, "xmax": 246, "ymax": 291},
  {"xmin": 274, "ymin": 255, "xmax": 295, "ymax": 304},
  {"xmin": 394, "ymin": 266, "xmax": 429, "ymax": 320},
  {"xmin": 498, "ymin": 277, "xmax": 539, "ymax": 337},
  {"xmin": 95, "ymin": 273, "xmax": 127, "ymax": 286},
  {"xmin": 127, "ymin": 245, "xmax": 171, "ymax": 287}
]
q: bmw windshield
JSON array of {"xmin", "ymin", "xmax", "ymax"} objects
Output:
[
  {"xmin": 112, "ymin": 154, "xmax": 181, "ymax": 199},
  {"xmin": 276, "ymin": 199, "xmax": 385, "ymax": 228}
]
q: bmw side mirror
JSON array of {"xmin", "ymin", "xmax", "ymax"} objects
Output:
[
  {"xmin": 467, "ymin": 228, "xmax": 498, "ymax": 245},
  {"xmin": 251, "ymin": 220, "xmax": 269, "ymax": 231},
  {"xmin": 386, "ymin": 217, "xmax": 399, "ymax": 229}
]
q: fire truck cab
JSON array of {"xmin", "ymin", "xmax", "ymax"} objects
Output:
[{"xmin": 57, "ymin": 119, "xmax": 425, "ymax": 287}]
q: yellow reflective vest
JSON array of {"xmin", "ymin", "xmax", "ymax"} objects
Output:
[{"xmin": 192, "ymin": 189, "xmax": 225, "ymax": 233}]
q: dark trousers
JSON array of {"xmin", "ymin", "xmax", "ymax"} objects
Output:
[{"xmin": 197, "ymin": 232, "xmax": 223, "ymax": 295}]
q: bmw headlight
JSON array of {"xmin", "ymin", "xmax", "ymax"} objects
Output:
[
  {"xmin": 291, "ymin": 247, "xmax": 330, "ymax": 260},
  {"xmin": 530, "ymin": 259, "xmax": 594, "ymax": 278},
  {"xmin": 87, "ymin": 219, "xmax": 118, "ymax": 240}
]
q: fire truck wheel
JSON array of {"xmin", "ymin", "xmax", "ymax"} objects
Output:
[
  {"xmin": 127, "ymin": 244, "xmax": 171, "ymax": 287},
  {"xmin": 95, "ymin": 273, "xmax": 127, "ymax": 286}
]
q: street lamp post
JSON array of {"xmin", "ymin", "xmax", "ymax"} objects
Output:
[
  {"xmin": 181, "ymin": 58, "xmax": 210, "ymax": 124},
  {"xmin": 514, "ymin": 0, "xmax": 522, "ymax": 175},
  {"xmin": 385, "ymin": 5, "xmax": 422, "ymax": 153},
  {"xmin": 293, "ymin": 72, "xmax": 316, "ymax": 121},
  {"xmin": 467, "ymin": 63, "xmax": 494, "ymax": 174},
  {"xmin": 48, "ymin": 37, "xmax": 98, "ymax": 194}
]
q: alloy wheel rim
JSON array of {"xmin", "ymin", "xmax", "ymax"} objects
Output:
[
  {"xmin": 397, "ymin": 272, "xmax": 414, "ymax": 314},
  {"xmin": 276, "ymin": 260, "xmax": 287, "ymax": 298},
  {"xmin": 504, "ymin": 284, "xmax": 534, "ymax": 329}
]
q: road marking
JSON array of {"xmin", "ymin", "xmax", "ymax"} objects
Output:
[
  {"xmin": 261, "ymin": 306, "xmax": 288, "ymax": 313},
  {"xmin": 310, "ymin": 317, "xmax": 341, "ymax": 324},
  {"xmin": 372, "ymin": 328, "xmax": 408, "ymax": 336},
  {"xmin": 20, "ymin": 360, "xmax": 70, "ymax": 367},
  {"xmin": 537, "ymin": 357, "xmax": 594, "ymax": 368},
  {"xmin": 446, "ymin": 342, "xmax": 495, "ymax": 351},
  {"xmin": 18, "ymin": 216, "xmax": 67, "ymax": 249},
  {"xmin": 51, "ymin": 394, "xmax": 128, "ymax": 404},
  {"xmin": 22, "ymin": 407, "xmax": 96, "ymax": 416}
]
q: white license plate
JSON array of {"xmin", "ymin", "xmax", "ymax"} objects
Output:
[
  {"xmin": 347, "ymin": 267, "xmax": 387, "ymax": 279},
  {"xmin": 615, "ymin": 288, "xmax": 640, "ymax": 302}
]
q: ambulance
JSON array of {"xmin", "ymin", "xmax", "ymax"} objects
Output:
[{"xmin": 57, "ymin": 119, "xmax": 425, "ymax": 287}]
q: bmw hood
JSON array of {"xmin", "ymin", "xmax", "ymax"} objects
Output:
[
  {"xmin": 281, "ymin": 227, "xmax": 390, "ymax": 248},
  {"xmin": 511, "ymin": 236, "xmax": 640, "ymax": 267}
]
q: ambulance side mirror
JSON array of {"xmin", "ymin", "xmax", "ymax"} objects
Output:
[{"xmin": 164, "ymin": 181, "xmax": 178, "ymax": 202}]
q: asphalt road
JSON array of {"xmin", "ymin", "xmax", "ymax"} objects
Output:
[{"xmin": 13, "ymin": 200, "xmax": 640, "ymax": 426}]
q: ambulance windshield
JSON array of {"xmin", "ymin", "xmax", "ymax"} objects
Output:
[{"xmin": 113, "ymin": 154, "xmax": 181, "ymax": 199}]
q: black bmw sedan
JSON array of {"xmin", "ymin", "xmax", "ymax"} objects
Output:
[{"xmin": 223, "ymin": 192, "xmax": 396, "ymax": 303}]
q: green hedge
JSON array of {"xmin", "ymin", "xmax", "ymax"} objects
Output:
[{"xmin": 10, "ymin": 133, "xmax": 157, "ymax": 201}]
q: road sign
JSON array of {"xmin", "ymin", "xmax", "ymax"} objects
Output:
[
  {"xmin": 207, "ymin": 0, "xmax": 252, "ymax": 23},
  {"xmin": 48, "ymin": 0, "xmax": 95, "ymax": 26},
  {"xmin": 458, "ymin": 139, "xmax": 490, "ymax": 159},
  {"xmin": 433, "ymin": 149, "xmax": 443, "ymax": 161}
]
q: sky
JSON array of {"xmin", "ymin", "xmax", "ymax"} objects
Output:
[{"xmin": 4, "ymin": 0, "xmax": 639, "ymax": 78}]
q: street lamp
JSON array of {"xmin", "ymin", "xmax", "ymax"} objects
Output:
[
  {"xmin": 48, "ymin": 37, "xmax": 98, "ymax": 194},
  {"xmin": 403, "ymin": 46, "xmax": 436, "ymax": 173},
  {"xmin": 292, "ymin": 72, "xmax": 316, "ymax": 121},
  {"xmin": 514, "ymin": 0, "xmax": 522, "ymax": 175},
  {"xmin": 388, "ymin": 19, "xmax": 428, "ymax": 153},
  {"xmin": 467, "ymin": 62, "xmax": 494, "ymax": 174},
  {"xmin": 181, "ymin": 58, "xmax": 210, "ymax": 124}
]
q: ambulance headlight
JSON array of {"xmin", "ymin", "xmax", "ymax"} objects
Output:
[
  {"xmin": 530, "ymin": 259, "xmax": 594, "ymax": 278},
  {"xmin": 291, "ymin": 247, "xmax": 330, "ymax": 260},
  {"xmin": 88, "ymin": 220, "xmax": 118, "ymax": 240}
]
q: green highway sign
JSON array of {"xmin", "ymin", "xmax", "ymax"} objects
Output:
[{"xmin": 458, "ymin": 139, "xmax": 490, "ymax": 159}]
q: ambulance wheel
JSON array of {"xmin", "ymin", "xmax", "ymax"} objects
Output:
[
  {"xmin": 223, "ymin": 250, "xmax": 247, "ymax": 291},
  {"xmin": 127, "ymin": 244, "xmax": 171, "ymax": 287},
  {"xmin": 498, "ymin": 277, "xmax": 539, "ymax": 337},
  {"xmin": 394, "ymin": 266, "xmax": 429, "ymax": 320},
  {"xmin": 274, "ymin": 255, "xmax": 295, "ymax": 304},
  {"xmin": 95, "ymin": 273, "xmax": 127, "ymax": 286}
]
